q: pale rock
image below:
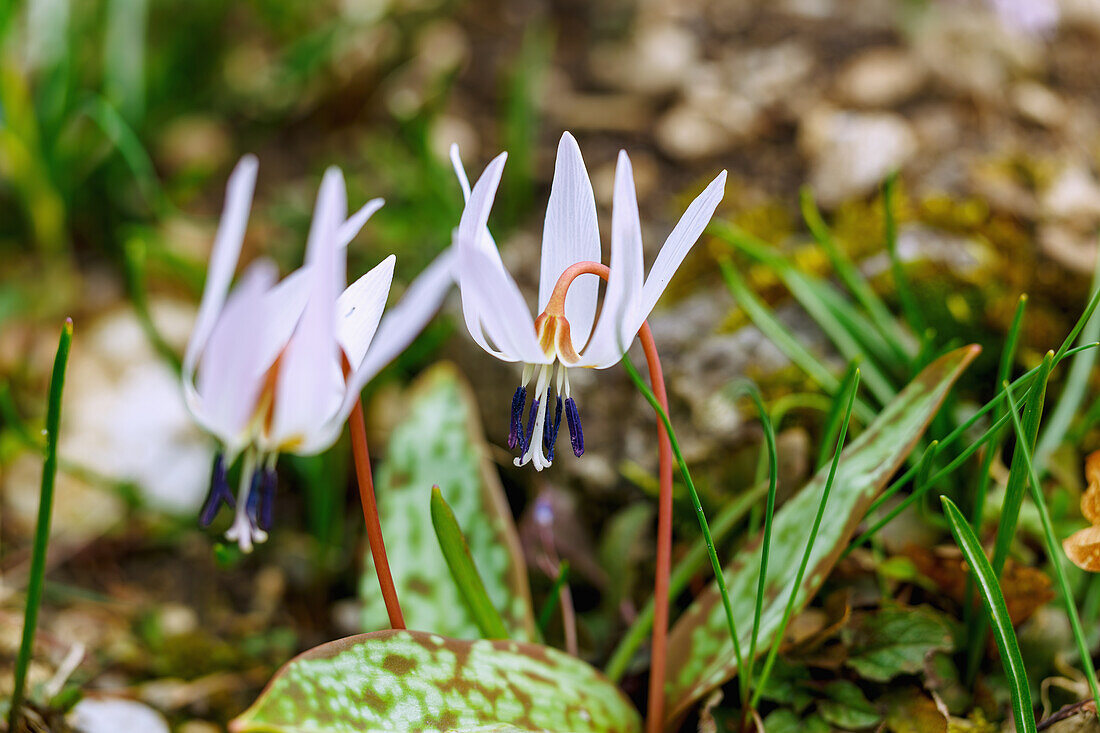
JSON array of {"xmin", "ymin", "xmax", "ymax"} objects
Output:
[
  {"xmin": 3, "ymin": 453, "xmax": 124, "ymax": 541},
  {"xmin": 590, "ymin": 22, "xmax": 699, "ymax": 94},
  {"xmin": 1039, "ymin": 223, "xmax": 1098, "ymax": 275},
  {"xmin": 835, "ymin": 48, "xmax": 926, "ymax": 107},
  {"xmin": 60, "ymin": 304, "xmax": 213, "ymax": 515},
  {"xmin": 655, "ymin": 104, "xmax": 733, "ymax": 160},
  {"xmin": 1041, "ymin": 165, "xmax": 1100, "ymax": 222},
  {"xmin": 70, "ymin": 698, "xmax": 169, "ymax": 733},
  {"xmin": 800, "ymin": 107, "xmax": 917, "ymax": 206},
  {"xmin": 1012, "ymin": 81, "xmax": 1068, "ymax": 128}
]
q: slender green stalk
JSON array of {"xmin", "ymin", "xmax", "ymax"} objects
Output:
[
  {"xmin": 965, "ymin": 295, "xmax": 1028, "ymax": 639},
  {"xmin": 1054, "ymin": 287, "xmax": 1100, "ymax": 364},
  {"xmin": 940, "ymin": 496, "xmax": 1035, "ymax": 733},
  {"xmin": 536, "ymin": 561, "xmax": 570, "ymax": 638},
  {"xmin": 619, "ymin": 352, "xmax": 744, "ymax": 679},
  {"xmin": 990, "ymin": 353, "xmax": 1053, "ymax": 577},
  {"xmin": 751, "ymin": 371, "xmax": 859, "ymax": 711},
  {"xmin": 818, "ymin": 363, "xmax": 860, "ymax": 469},
  {"xmin": 1003, "ymin": 385, "xmax": 1100, "ymax": 711},
  {"xmin": 429, "ymin": 486, "xmax": 509, "ymax": 640},
  {"xmin": 847, "ymin": 441, "xmax": 938, "ymax": 554},
  {"xmin": 800, "ymin": 187, "xmax": 910, "ymax": 364},
  {"xmin": 717, "ymin": 255, "xmax": 875, "ymax": 424},
  {"xmin": 1036, "ymin": 253, "xmax": 1100, "ymax": 473},
  {"xmin": 122, "ymin": 236, "xmax": 182, "ymax": 373},
  {"xmin": 605, "ymin": 482, "xmax": 767, "ymax": 681},
  {"xmin": 723, "ymin": 381, "xmax": 779, "ymax": 704},
  {"xmin": 882, "ymin": 172, "xmax": 926, "ymax": 341},
  {"xmin": 10, "ymin": 319, "xmax": 73, "ymax": 731}
]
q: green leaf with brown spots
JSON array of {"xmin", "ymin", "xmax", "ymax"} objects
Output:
[
  {"xmin": 361, "ymin": 363, "xmax": 535, "ymax": 641},
  {"xmin": 663, "ymin": 345, "xmax": 980, "ymax": 726},
  {"xmin": 229, "ymin": 630, "xmax": 642, "ymax": 733}
]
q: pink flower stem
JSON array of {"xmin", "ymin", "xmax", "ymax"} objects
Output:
[{"xmin": 548, "ymin": 262, "xmax": 674, "ymax": 732}]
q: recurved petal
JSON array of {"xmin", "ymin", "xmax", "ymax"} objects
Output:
[
  {"xmin": 183, "ymin": 155, "xmax": 259, "ymax": 382},
  {"xmin": 635, "ymin": 170, "xmax": 726, "ymax": 326},
  {"xmin": 1064, "ymin": 525, "xmax": 1100, "ymax": 572},
  {"xmin": 335, "ymin": 198, "xmax": 385, "ymax": 251},
  {"xmin": 253, "ymin": 266, "xmax": 310, "ymax": 380},
  {"xmin": 267, "ymin": 170, "xmax": 346, "ymax": 451},
  {"xmin": 323, "ymin": 248, "xmax": 457, "ymax": 451},
  {"xmin": 578, "ymin": 150, "xmax": 644, "ymax": 368},
  {"xmin": 450, "ymin": 143, "xmax": 472, "ymax": 202},
  {"xmin": 538, "ymin": 132, "xmax": 601, "ymax": 351},
  {"xmin": 460, "ymin": 247, "xmax": 546, "ymax": 364},
  {"xmin": 190, "ymin": 259, "xmax": 277, "ymax": 452},
  {"xmin": 336, "ymin": 255, "xmax": 396, "ymax": 371}
]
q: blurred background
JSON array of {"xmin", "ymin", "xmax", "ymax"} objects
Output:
[{"xmin": 3, "ymin": 0, "xmax": 1100, "ymax": 727}]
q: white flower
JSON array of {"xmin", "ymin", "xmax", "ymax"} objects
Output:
[
  {"xmin": 182, "ymin": 156, "xmax": 454, "ymax": 550},
  {"xmin": 451, "ymin": 132, "xmax": 725, "ymax": 471}
]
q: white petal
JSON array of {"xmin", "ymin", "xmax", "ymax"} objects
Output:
[
  {"xmin": 450, "ymin": 143, "xmax": 471, "ymax": 202},
  {"xmin": 267, "ymin": 170, "xmax": 345, "ymax": 450},
  {"xmin": 182, "ymin": 155, "xmax": 258, "ymax": 385},
  {"xmin": 336, "ymin": 255, "xmax": 395, "ymax": 371},
  {"xmin": 320, "ymin": 248, "xmax": 457, "ymax": 452},
  {"xmin": 317, "ymin": 167, "xmax": 350, "ymax": 290},
  {"xmin": 190, "ymin": 259, "xmax": 276, "ymax": 450},
  {"xmin": 538, "ymin": 132, "xmax": 601, "ymax": 352},
  {"xmin": 636, "ymin": 170, "xmax": 726, "ymax": 327},
  {"xmin": 253, "ymin": 266, "xmax": 310, "ymax": 379},
  {"xmin": 453, "ymin": 152, "xmax": 523, "ymax": 360},
  {"xmin": 335, "ymin": 197, "xmax": 385, "ymax": 250},
  {"xmin": 460, "ymin": 247, "xmax": 547, "ymax": 364},
  {"xmin": 578, "ymin": 151, "xmax": 644, "ymax": 368}
]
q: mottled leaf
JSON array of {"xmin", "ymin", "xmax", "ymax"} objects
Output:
[
  {"xmin": 663, "ymin": 346, "xmax": 979, "ymax": 724},
  {"xmin": 229, "ymin": 630, "xmax": 641, "ymax": 733},
  {"xmin": 361, "ymin": 364, "xmax": 535, "ymax": 640},
  {"xmin": 817, "ymin": 680, "xmax": 880, "ymax": 730},
  {"xmin": 844, "ymin": 606, "xmax": 953, "ymax": 682}
]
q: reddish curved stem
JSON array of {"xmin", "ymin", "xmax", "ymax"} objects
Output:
[
  {"xmin": 548, "ymin": 262, "xmax": 673, "ymax": 731},
  {"xmin": 350, "ymin": 399, "xmax": 406, "ymax": 630}
]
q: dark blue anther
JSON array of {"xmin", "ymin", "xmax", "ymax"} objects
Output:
[
  {"xmin": 199, "ymin": 453, "xmax": 234, "ymax": 527},
  {"xmin": 259, "ymin": 467, "xmax": 277, "ymax": 531},
  {"xmin": 523, "ymin": 399, "xmax": 540, "ymax": 454},
  {"xmin": 543, "ymin": 396, "xmax": 564, "ymax": 461},
  {"xmin": 508, "ymin": 386, "xmax": 526, "ymax": 450},
  {"xmin": 565, "ymin": 397, "xmax": 584, "ymax": 457},
  {"xmin": 245, "ymin": 469, "xmax": 262, "ymax": 525}
]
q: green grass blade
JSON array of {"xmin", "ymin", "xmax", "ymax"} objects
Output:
[
  {"xmin": 429, "ymin": 486, "xmax": 510, "ymax": 640},
  {"xmin": 818, "ymin": 362, "xmax": 861, "ymax": 469},
  {"xmin": 1036, "ymin": 254, "xmax": 1100, "ymax": 473},
  {"xmin": 940, "ymin": 496, "xmax": 1035, "ymax": 733},
  {"xmin": 882, "ymin": 172, "xmax": 927, "ymax": 341},
  {"xmin": 618, "ymin": 352, "xmax": 744, "ymax": 678},
  {"xmin": 1054, "ymin": 286, "xmax": 1100, "ymax": 364},
  {"xmin": 717, "ymin": 255, "xmax": 875, "ymax": 424},
  {"xmin": 604, "ymin": 482, "xmax": 767, "ymax": 681},
  {"xmin": 800, "ymin": 187, "xmax": 911, "ymax": 365},
  {"xmin": 723, "ymin": 381, "xmax": 779, "ymax": 705},
  {"xmin": 536, "ymin": 561, "xmax": 570, "ymax": 638},
  {"xmin": 990, "ymin": 352, "xmax": 1054, "ymax": 577},
  {"xmin": 751, "ymin": 370, "xmax": 860, "ymax": 710},
  {"xmin": 1003, "ymin": 384, "xmax": 1100, "ymax": 711},
  {"xmin": 9, "ymin": 319, "xmax": 73, "ymax": 731},
  {"xmin": 847, "ymin": 440, "xmax": 938, "ymax": 554}
]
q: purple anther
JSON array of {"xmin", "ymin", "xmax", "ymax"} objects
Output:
[
  {"xmin": 245, "ymin": 469, "xmax": 262, "ymax": 526},
  {"xmin": 543, "ymin": 396, "xmax": 563, "ymax": 461},
  {"xmin": 523, "ymin": 399, "xmax": 540, "ymax": 454},
  {"xmin": 199, "ymin": 453, "xmax": 234, "ymax": 527},
  {"xmin": 259, "ymin": 467, "xmax": 277, "ymax": 531},
  {"xmin": 565, "ymin": 397, "xmax": 584, "ymax": 457},
  {"xmin": 508, "ymin": 386, "xmax": 526, "ymax": 450}
]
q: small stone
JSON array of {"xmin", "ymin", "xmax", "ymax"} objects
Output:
[
  {"xmin": 1041, "ymin": 165, "xmax": 1100, "ymax": 222},
  {"xmin": 70, "ymin": 698, "xmax": 170, "ymax": 733},
  {"xmin": 800, "ymin": 107, "xmax": 918, "ymax": 206},
  {"xmin": 1039, "ymin": 223, "xmax": 1098, "ymax": 275},
  {"xmin": 835, "ymin": 48, "xmax": 926, "ymax": 108},
  {"xmin": 655, "ymin": 105, "xmax": 733, "ymax": 160},
  {"xmin": 1012, "ymin": 81, "xmax": 1068, "ymax": 128},
  {"xmin": 590, "ymin": 22, "xmax": 699, "ymax": 94}
]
